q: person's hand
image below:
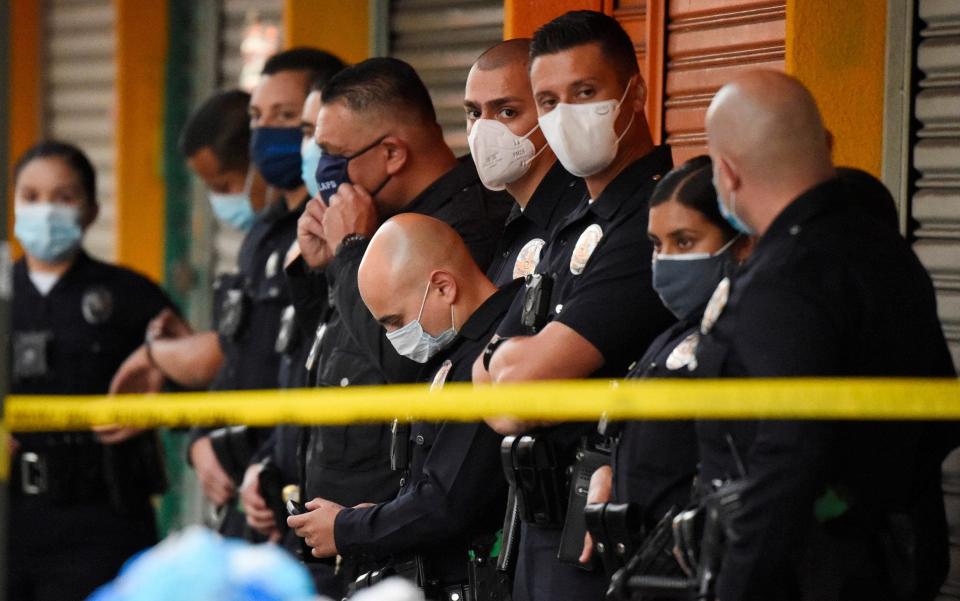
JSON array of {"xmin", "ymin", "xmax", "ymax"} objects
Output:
[
  {"xmin": 147, "ymin": 308, "xmax": 193, "ymax": 340},
  {"xmin": 321, "ymin": 183, "xmax": 378, "ymax": 256},
  {"xmin": 93, "ymin": 425, "xmax": 145, "ymax": 445},
  {"xmin": 483, "ymin": 418, "xmax": 557, "ymax": 436},
  {"xmin": 297, "ymin": 197, "xmax": 332, "ymax": 270},
  {"xmin": 189, "ymin": 436, "xmax": 236, "ymax": 506},
  {"xmin": 287, "ymin": 497, "xmax": 345, "ymax": 558},
  {"xmin": 471, "ymin": 353, "xmax": 492, "ymax": 385},
  {"xmin": 240, "ymin": 462, "xmax": 278, "ymax": 536},
  {"xmin": 580, "ymin": 464, "xmax": 613, "ymax": 564},
  {"xmin": 109, "ymin": 345, "xmax": 165, "ymax": 394}
]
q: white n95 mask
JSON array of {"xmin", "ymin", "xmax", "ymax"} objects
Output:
[
  {"xmin": 386, "ymin": 282, "xmax": 457, "ymax": 363},
  {"xmin": 538, "ymin": 77, "xmax": 636, "ymax": 177},
  {"xmin": 468, "ymin": 119, "xmax": 546, "ymax": 191}
]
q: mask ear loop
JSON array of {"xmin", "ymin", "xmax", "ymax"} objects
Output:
[
  {"xmin": 415, "ymin": 281, "xmax": 431, "ymax": 322},
  {"xmin": 613, "ymin": 76, "xmax": 637, "ymax": 145},
  {"xmin": 242, "ymin": 164, "xmax": 256, "ymax": 195},
  {"xmin": 712, "ymin": 234, "xmax": 743, "ymax": 257},
  {"xmin": 518, "ymin": 123, "xmax": 550, "ymax": 168},
  {"xmin": 450, "ymin": 303, "xmax": 457, "ymax": 334}
]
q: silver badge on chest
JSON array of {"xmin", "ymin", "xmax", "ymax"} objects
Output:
[
  {"xmin": 430, "ymin": 359, "xmax": 454, "ymax": 392},
  {"xmin": 81, "ymin": 286, "xmax": 114, "ymax": 324},
  {"xmin": 570, "ymin": 224, "xmax": 603, "ymax": 275},
  {"xmin": 700, "ymin": 277, "xmax": 731, "ymax": 335},
  {"xmin": 666, "ymin": 333, "xmax": 701, "ymax": 371},
  {"xmin": 513, "ymin": 238, "xmax": 546, "ymax": 280},
  {"xmin": 265, "ymin": 250, "xmax": 280, "ymax": 279}
]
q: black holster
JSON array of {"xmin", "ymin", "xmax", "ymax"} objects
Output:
[
  {"xmin": 584, "ymin": 502, "xmax": 646, "ymax": 577},
  {"xmin": 102, "ymin": 430, "xmax": 168, "ymax": 515},
  {"xmin": 208, "ymin": 425, "xmax": 257, "ymax": 485}
]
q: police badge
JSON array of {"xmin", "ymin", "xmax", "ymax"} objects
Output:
[
  {"xmin": 430, "ymin": 359, "xmax": 454, "ymax": 392},
  {"xmin": 513, "ymin": 238, "xmax": 546, "ymax": 279},
  {"xmin": 570, "ymin": 224, "xmax": 603, "ymax": 275},
  {"xmin": 700, "ymin": 277, "xmax": 731, "ymax": 335},
  {"xmin": 81, "ymin": 286, "xmax": 114, "ymax": 324}
]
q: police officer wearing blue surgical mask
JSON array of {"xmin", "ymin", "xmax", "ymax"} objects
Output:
[
  {"xmin": 8, "ymin": 141, "xmax": 174, "ymax": 601},
  {"xmin": 580, "ymin": 156, "xmax": 753, "ymax": 572}
]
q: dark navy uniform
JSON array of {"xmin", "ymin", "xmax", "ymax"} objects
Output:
[
  {"xmin": 611, "ymin": 320, "xmax": 702, "ymax": 526},
  {"xmin": 485, "ymin": 161, "xmax": 585, "ymax": 287},
  {"xmin": 334, "ymin": 279, "xmax": 522, "ymax": 594},
  {"xmin": 8, "ymin": 251, "xmax": 172, "ymax": 601},
  {"xmin": 693, "ymin": 177, "xmax": 957, "ymax": 601},
  {"xmin": 289, "ymin": 157, "xmax": 510, "ymax": 512},
  {"xmin": 495, "ymin": 146, "xmax": 676, "ymax": 601}
]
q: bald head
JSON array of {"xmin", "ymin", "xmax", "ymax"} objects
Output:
[
  {"xmin": 474, "ymin": 38, "xmax": 531, "ymax": 71},
  {"xmin": 706, "ymin": 70, "xmax": 832, "ymax": 183},
  {"xmin": 358, "ymin": 214, "xmax": 495, "ymax": 337}
]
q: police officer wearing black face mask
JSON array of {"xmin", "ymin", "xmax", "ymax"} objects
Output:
[
  {"xmin": 286, "ymin": 57, "xmax": 512, "ymax": 593},
  {"xmin": 464, "ymin": 39, "xmax": 585, "ymax": 287},
  {"xmin": 472, "ymin": 12, "xmax": 675, "ymax": 601},
  {"xmin": 694, "ymin": 70, "xmax": 957, "ymax": 601},
  {"xmin": 8, "ymin": 141, "xmax": 173, "ymax": 601},
  {"xmin": 581, "ymin": 156, "xmax": 752, "ymax": 580},
  {"xmin": 289, "ymin": 215, "xmax": 518, "ymax": 600},
  {"xmin": 110, "ymin": 48, "xmax": 345, "ymax": 539}
]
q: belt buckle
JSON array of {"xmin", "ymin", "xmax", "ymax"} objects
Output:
[{"xmin": 20, "ymin": 452, "xmax": 47, "ymax": 495}]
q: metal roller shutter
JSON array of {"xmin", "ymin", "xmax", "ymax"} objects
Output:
[
  {"xmin": 214, "ymin": 0, "xmax": 282, "ymax": 275},
  {"xmin": 662, "ymin": 0, "xmax": 786, "ymax": 164},
  {"xmin": 912, "ymin": 0, "xmax": 960, "ymax": 369},
  {"xmin": 43, "ymin": 0, "xmax": 116, "ymax": 261},
  {"xmin": 608, "ymin": 0, "xmax": 665, "ymax": 144},
  {"xmin": 389, "ymin": 0, "xmax": 505, "ymax": 155}
]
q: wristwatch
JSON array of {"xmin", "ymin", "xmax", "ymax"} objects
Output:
[
  {"xmin": 482, "ymin": 335, "xmax": 511, "ymax": 371},
  {"xmin": 336, "ymin": 233, "xmax": 368, "ymax": 256}
]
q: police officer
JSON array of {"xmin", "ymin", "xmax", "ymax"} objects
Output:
[
  {"xmin": 473, "ymin": 11, "xmax": 675, "ymax": 601},
  {"xmin": 289, "ymin": 214, "xmax": 517, "ymax": 599},
  {"xmin": 110, "ymin": 48, "xmax": 345, "ymax": 531},
  {"xmin": 7, "ymin": 141, "xmax": 173, "ymax": 601},
  {"xmin": 285, "ymin": 58, "xmax": 511, "ymax": 591},
  {"xmin": 464, "ymin": 38, "xmax": 585, "ymax": 286},
  {"xmin": 694, "ymin": 70, "xmax": 956, "ymax": 600}
]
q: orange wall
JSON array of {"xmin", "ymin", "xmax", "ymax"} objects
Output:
[
  {"xmin": 505, "ymin": 0, "xmax": 601, "ymax": 38},
  {"xmin": 284, "ymin": 0, "xmax": 369, "ymax": 63},
  {"xmin": 7, "ymin": 0, "xmax": 44, "ymax": 258}
]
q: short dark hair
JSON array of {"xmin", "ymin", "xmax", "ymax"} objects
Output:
[
  {"xmin": 530, "ymin": 10, "xmax": 639, "ymax": 84},
  {"xmin": 320, "ymin": 57, "xmax": 437, "ymax": 124},
  {"xmin": 650, "ymin": 155, "xmax": 737, "ymax": 241},
  {"xmin": 180, "ymin": 89, "xmax": 251, "ymax": 170},
  {"xmin": 262, "ymin": 47, "xmax": 346, "ymax": 92},
  {"xmin": 14, "ymin": 140, "xmax": 97, "ymax": 206}
]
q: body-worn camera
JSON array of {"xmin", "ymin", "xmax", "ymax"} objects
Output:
[{"xmin": 521, "ymin": 273, "xmax": 554, "ymax": 332}]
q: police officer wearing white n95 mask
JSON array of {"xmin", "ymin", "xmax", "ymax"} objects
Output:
[
  {"xmin": 8, "ymin": 141, "xmax": 174, "ymax": 601},
  {"xmin": 472, "ymin": 11, "xmax": 675, "ymax": 601},
  {"xmin": 464, "ymin": 38, "xmax": 586, "ymax": 286}
]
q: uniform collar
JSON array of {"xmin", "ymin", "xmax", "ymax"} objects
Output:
[
  {"xmin": 262, "ymin": 194, "xmax": 308, "ymax": 224},
  {"xmin": 457, "ymin": 278, "xmax": 524, "ymax": 341},
  {"xmin": 405, "ymin": 156, "xmax": 480, "ymax": 217},
  {"xmin": 757, "ymin": 176, "xmax": 845, "ymax": 249},
  {"xmin": 588, "ymin": 144, "xmax": 673, "ymax": 221},
  {"xmin": 507, "ymin": 161, "xmax": 584, "ymax": 231}
]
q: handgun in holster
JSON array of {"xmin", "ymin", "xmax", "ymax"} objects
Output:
[
  {"xmin": 557, "ymin": 441, "xmax": 611, "ymax": 568},
  {"xmin": 520, "ymin": 273, "xmax": 554, "ymax": 333},
  {"xmin": 257, "ymin": 457, "xmax": 289, "ymax": 535},
  {"xmin": 584, "ymin": 502, "xmax": 645, "ymax": 577},
  {"xmin": 348, "ymin": 556, "xmax": 425, "ymax": 597},
  {"xmin": 606, "ymin": 507, "xmax": 691, "ymax": 601},
  {"xmin": 391, "ymin": 419, "xmax": 412, "ymax": 474},
  {"xmin": 498, "ymin": 437, "xmax": 523, "ymax": 576},
  {"xmin": 102, "ymin": 430, "xmax": 168, "ymax": 515},
  {"xmin": 470, "ymin": 533, "xmax": 513, "ymax": 601},
  {"xmin": 208, "ymin": 425, "xmax": 257, "ymax": 486},
  {"xmin": 508, "ymin": 435, "xmax": 567, "ymax": 527}
]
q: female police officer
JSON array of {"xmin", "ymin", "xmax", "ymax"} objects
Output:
[
  {"xmin": 582, "ymin": 155, "xmax": 752, "ymax": 568},
  {"xmin": 7, "ymin": 141, "xmax": 173, "ymax": 601}
]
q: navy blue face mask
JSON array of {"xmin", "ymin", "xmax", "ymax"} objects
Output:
[
  {"xmin": 250, "ymin": 126, "xmax": 304, "ymax": 191},
  {"xmin": 315, "ymin": 136, "xmax": 389, "ymax": 204}
]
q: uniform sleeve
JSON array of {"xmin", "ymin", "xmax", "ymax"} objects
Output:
[
  {"xmin": 285, "ymin": 256, "xmax": 329, "ymax": 339},
  {"xmin": 716, "ymin": 273, "xmax": 843, "ymax": 600},
  {"xmin": 554, "ymin": 223, "xmax": 674, "ymax": 373},
  {"xmin": 333, "ymin": 422, "xmax": 506, "ymax": 559},
  {"xmin": 325, "ymin": 243, "xmax": 421, "ymax": 384}
]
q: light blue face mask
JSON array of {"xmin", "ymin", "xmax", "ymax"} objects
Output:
[
  {"xmin": 386, "ymin": 282, "xmax": 458, "ymax": 363},
  {"xmin": 301, "ymin": 138, "xmax": 323, "ymax": 199},
  {"xmin": 14, "ymin": 202, "xmax": 84, "ymax": 262},
  {"xmin": 208, "ymin": 191, "xmax": 255, "ymax": 231},
  {"xmin": 712, "ymin": 172, "xmax": 755, "ymax": 235}
]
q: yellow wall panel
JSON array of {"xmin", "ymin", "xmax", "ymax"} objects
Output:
[{"xmin": 284, "ymin": 0, "xmax": 369, "ymax": 63}]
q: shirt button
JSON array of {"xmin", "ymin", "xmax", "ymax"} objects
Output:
[
  {"xmin": 399, "ymin": 477, "xmax": 406, "ymax": 487},
  {"xmin": 559, "ymin": 238, "xmax": 567, "ymax": 246},
  {"xmin": 415, "ymin": 435, "xmax": 425, "ymax": 445},
  {"xmin": 340, "ymin": 377, "xmax": 349, "ymax": 387},
  {"xmin": 789, "ymin": 225, "xmax": 801, "ymax": 235},
  {"xmin": 502, "ymin": 250, "xmax": 510, "ymax": 258},
  {"xmin": 555, "ymin": 304, "xmax": 563, "ymax": 314}
]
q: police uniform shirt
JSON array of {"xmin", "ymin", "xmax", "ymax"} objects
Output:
[
  {"xmin": 332, "ymin": 278, "xmax": 522, "ymax": 585},
  {"xmin": 692, "ymin": 177, "xmax": 957, "ymax": 601},
  {"xmin": 612, "ymin": 320, "xmax": 701, "ymax": 530},
  {"xmin": 485, "ymin": 161, "xmax": 585, "ymax": 287},
  {"xmin": 293, "ymin": 157, "xmax": 512, "ymax": 509},
  {"xmin": 209, "ymin": 197, "xmax": 305, "ymax": 391}
]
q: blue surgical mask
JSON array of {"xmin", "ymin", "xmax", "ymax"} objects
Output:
[
  {"xmin": 652, "ymin": 236, "xmax": 739, "ymax": 321},
  {"xmin": 712, "ymin": 172, "xmax": 755, "ymax": 235},
  {"xmin": 15, "ymin": 202, "xmax": 84, "ymax": 262},
  {"xmin": 250, "ymin": 126, "xmax": 304, "ymax": 190},
  {"xmin": 208, "ymin": 191, "xmax": 256, "ymax": 231},
  {"xmin": 301, "ymin": 138, "xmax": 324, "ymax": 198},
  {"xmin": 386, "ymin": 282, "xmax": 458, "ymax": 363},
  {"xmin": 314, "ymin": 136, "xmax": 388, "ymax": 204}
]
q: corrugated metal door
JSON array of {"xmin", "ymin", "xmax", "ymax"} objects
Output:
[
  {"xmin": 43, "ymin": 0, "xmax": 117, "ymax": 261},
  {"xmin": 607, "ymin": 0, "xmax": 665, "ymax": 145},
  {"xmin": 912, "ymin": 0, "xmax": 960, "ymax": 369},
  {"xmin": 214, "ymin": 0, "xmax": 282, "ymax": 275},
  {"xmin": 388, "ymin": 0, "xmax": 505, "ymax": 155},
  {"xmin": 661, "ymin": 0, "xmax": 786, "ymax": 164}
]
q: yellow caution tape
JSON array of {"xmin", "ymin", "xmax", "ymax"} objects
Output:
[
  {"xmin": 3, "ymin": 378, "xmax": 960, "ymax": 432},
  {"xmin": 0, "ymin": 423, "xmax": 7, "ymax": 483}
]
